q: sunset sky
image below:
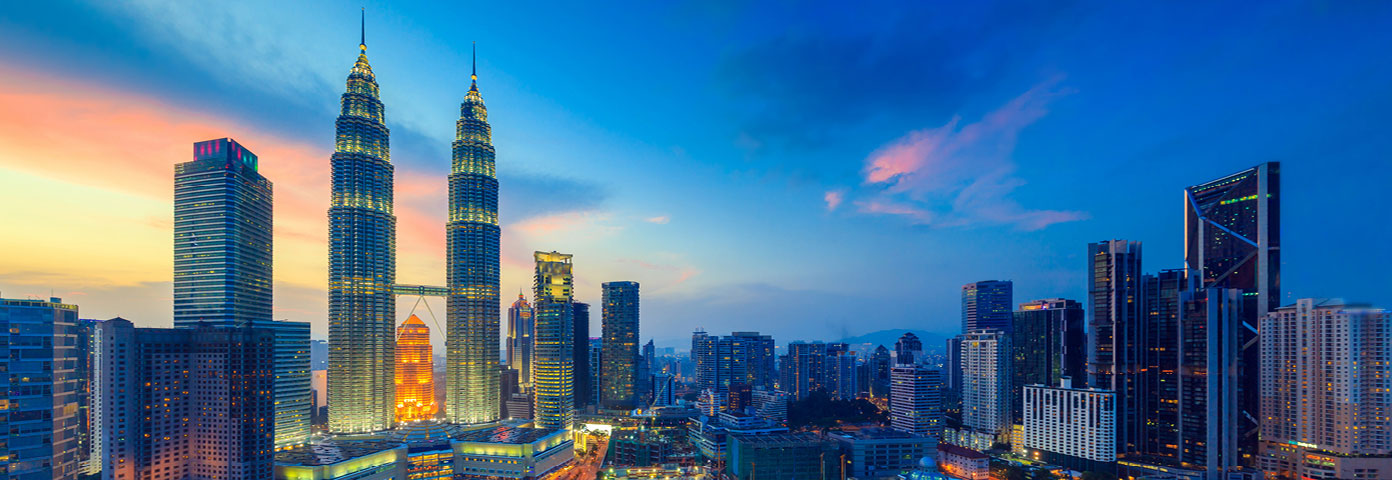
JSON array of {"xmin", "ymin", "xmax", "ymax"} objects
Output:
[{"xmin": 2, "ymin": 1, "xmax": 1389, "ymax": 349}]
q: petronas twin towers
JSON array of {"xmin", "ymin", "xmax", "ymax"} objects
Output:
[{"xmin": 327, "ymin": 17, "xmax": 500, "ymax": 433}]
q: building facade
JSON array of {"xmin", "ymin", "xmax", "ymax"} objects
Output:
[
  {"xmin": 1142, "ymin": 268, "xmax": 1185, "ymax": 459},
  {"xmin": 328, "ymin": 35, "xmax": 397, "ymax": 434},
  {"xmin": 395, "ymin": 315, "xmax": 436, "ymax": 422},
  {"xmin": 102, "ymin": 318, "xmax": 276, "ymax": 480},
  {"xmin": 1, "ymin": 297, "xmax": 81, "ymax": 480},
  {"xmin": 782, "ymin": 341, "xmax": 828, "ymax": 400},
  {"xmin": 962, "ymin": 280, "xmax": 1013, "ymax": 333},
  {"xmin": 890, "ymin": 364, "xmax": 943, "ymax": 438},
  {"xmin": 1177, "ymin": 288, "xmax": 1245, "ymax": 478},
  {"xmin": 1010, "ymin": 298, "xmax": 1085, "ymax": 425},
  {"xmin": 532, "ymin": 251, "xmax": 574, "ymax": 430},
  {"xmin": 831, "ymin": 429, "xmax": 936, "ymax": 480},
  {"xmin": 1021, "ymin": 380, "xmax": 1116, "ymax": 474},
  {"xmin": 1184, "ymin": 162, "xmax": 1279, "ymax": 465},
  {"xmin": 601, "ymin": 281, "xmax": 640, "ymax": 410},
  {"xmin": 895, "ymin": 332, "xmax": 923, "ymax": 366},
  {"xmin": 727, "ymin": 433, "xmax": 838, "ymax": 480},
  {"xmin": 961, "ymin": 329, "xmax": 1009, "ymax": 439},
  {"xmin": 506, "ymin": 294, "xmax": 534, "ymax": 392},
  {"xmin": 571, "ymin": 302, "xmax": 591, "ymax": 410},
  {"xmin": 1260, "ymin": 299, "xmax": 1392, "ymax": 480},
  {"xmin": 1086, "ymin": 239, "xmax": 1145, "ymax": 453},
  {"xmin": 446, "ymin": 53, "xmax": 502, "ymax": 425}
]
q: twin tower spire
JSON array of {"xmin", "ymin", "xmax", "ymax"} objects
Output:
[
  {"xmin": 328, "ymin": 9, "xmax": 500, "ymax": 433},
  {"xmin": 358, "ymin": 9, "xmax": 478, "ymax": 80}
]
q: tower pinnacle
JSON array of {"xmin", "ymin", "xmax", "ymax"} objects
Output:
[
  {"xmin": 359, "ymin": 8, "xmax": 366, "ymax": 52},
  {"xmin": 471, "ymin": 41, "xmax": 477, "ymax": 83}
]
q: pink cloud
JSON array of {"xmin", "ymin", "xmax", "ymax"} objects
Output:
[
  {"xmin": 645, "ymin": 215, "xmax": 670, "ymax": 225},
  {"xmin": 823, "ymin": 190, "xmax": 844, "ymax": 211},
  {"xmin": 845, "ymin": 77, "xmax": 1087, "ymax": 230}
]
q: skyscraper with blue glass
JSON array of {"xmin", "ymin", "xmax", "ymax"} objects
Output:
[
  {"xmin": 447, "ymin": 46, "xmax": 502, "ymax": 424},
  {"xmin": 175, "ymin": 138, "xmax": 310, "ymax": 449},
  {"xmin": 174, "ymin": 138, "xmax": 272, "ymax": 327},
  {"xmin": 961, "ymin": 280, "xmax": 1013, "ymax": 333},
  {"xmin": 327, "ymin": 25, "xmax": 397, "ymax": 434}
]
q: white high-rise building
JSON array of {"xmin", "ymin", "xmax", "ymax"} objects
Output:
[
  {"xmin": 1021, "ymin": 379, "xmax": 1116, "ymax": 472},
  {"xmin": 890, "ymin": 365, "xmax": 943, "ymax": 438},
  {"xmin": 1260, "ymin": 299, "xmax": 1392, "ymax": 479},
  {"xmin": 961, "ymin": 329, "xmax": 1009, "ymax": 438}
]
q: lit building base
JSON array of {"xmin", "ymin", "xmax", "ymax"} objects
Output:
[{"xmin": 274, "ymin": 422, "xmax": 573, "ymax": 480}]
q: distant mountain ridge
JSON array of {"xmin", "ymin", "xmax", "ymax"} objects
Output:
[{"xmin": 839, "ymin": 328, "xmax": 950, "ymax": 354}]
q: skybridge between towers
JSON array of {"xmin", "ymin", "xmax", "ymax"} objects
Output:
[{"xmin": 393, "ymin": 283, "xmax": 450, "ymax": 297}]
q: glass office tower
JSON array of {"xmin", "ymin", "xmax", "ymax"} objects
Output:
[
  {"xmin": 962, "ymin": 280, "xmax": 1013, "ymax": 333},
  {"xmin": 328, "ymin": 33, "xmax": 397, "ymax": 433},
  {"xmin": 1184, "ymin": 162, "xmax": 1278, "ymax": 465},
  {"xmin": 446, "ymin": 50, "xmax": 502, "ymax": 425},
  {"xmin": 1, "ymin": 297, "xmax": 81, "ymax": 480},
  {"xmin": 1086, "ymin": 239, "xmax": 1145, "ymax": 454},
  {"xmin": 174, "ymin": 137, "xmax": 272, "ymax": 327}
]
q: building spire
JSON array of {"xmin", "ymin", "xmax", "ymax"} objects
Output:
[
  {"xmin": 359, "ymin": 8, "xmax": 366, "ymax": 52},
  {"xmin": 471, "ymin": 42, "xmax": 477, "ymax": 82}
]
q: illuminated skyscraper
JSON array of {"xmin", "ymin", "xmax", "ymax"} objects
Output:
[
  {"xmin": 601, "ymin": 281, "xmax": 640, "ymax": 410},
  {"xmin": 328, "ymin": 19, "xmax": 397, "ymax": 433},
  {"xmin": 395, "ymin": 315, "xmax": 436, "ymax": 423},
  {"xmin": 446, "ymin": 45, "xmax": 502, "ymax": 425},
  {"xmin": 1, "ymin": 297, "xmax": 81, "ymax": 480},
  {"xmin": 174, "ymin": 138, "xmax": 271, "ymax": 327},
  {"xmin": 532, "ymin": 251, "xmax": 574, "ymax": 430},
  {"xmin": 507, "ymin": 294, "xmax": 534, "ymax": 392},
  {"xmin": 572, "ymin": 302, "xmax": 591, "ymax": 409}
]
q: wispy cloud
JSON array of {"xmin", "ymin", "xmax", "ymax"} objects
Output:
[
  {"xmin": 645, "ymin": 215, "xmax": 670, "ymax": 224},
  {"xmin": 843, "ymin": 78, "xmax": 1088, "ymax": 231}
]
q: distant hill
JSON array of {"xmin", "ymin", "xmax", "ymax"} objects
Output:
[{"xmin": 839, "ymin": 328, "xmax": 950, "ymax": 354}]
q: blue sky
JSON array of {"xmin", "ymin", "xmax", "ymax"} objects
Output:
[{"xmin": 0, "ymin": 1, "xmax": 1388, "ymax": 349}]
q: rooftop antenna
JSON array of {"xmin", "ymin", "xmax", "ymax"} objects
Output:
[
  {"xmin": 359, "ymin": 7, "xmax": 366, "ymax": 52},
  {"xmin": 471, "ymin": 41, "xmax": 477, "ymax": 82}
]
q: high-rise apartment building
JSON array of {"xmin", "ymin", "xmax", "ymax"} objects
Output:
[
  {"xmin": 1010, "ymin": 298, "xmax": 1085, "ymax": 425},
  {"xmin": 1141, "ymin": 268, "xmax": 1185, "ymax": 459},
  {"xmin": 1, "ymin": 297, "xmax": 81, "ymax": 480},
  {"xmin": 1260, "ymin": 299, "xmax": 1392, "ymax": 479},
  {"xmin": 175, "ymin": 137, "xmax": 309, "ymax": 448},
  {"xmin": 691, "ymin": 331, "xmax": 777, "ymax": 401},
  {"xmin": 962, "ymin": 280, "xmax": 1013, "ymax": 333},
  {"xmin": 1185, "ymin": 162, "xmax": 1279, "ymax": 464},
  {"xmin": 446, "ymin": 49, "xmax": 502, "ymax": 425},
  {"xmin": 395, "ymin": 315, "xmax": 436, "ymax": 422},
  {"xmin": 328, "ymin": 31, "xmax": 397, "ymax": 434},
  {"xmin": 77, "ymin": 318, "xmax": 103, "ymax": 476},
  {"xmin": 1021, "ymin": 379, "xmax": 1116, "ymax": 474},
  {"xmin": 174, "ymin": 138, "xmax": 272, "ymax": 328},
  {"xmin": 572, "ymin": 302, "xmax": 591, "ymax": 409},
  {"xmin": 783, "ymin": 341, "xmax": 828, "ymax": 400},
  {"xmin": 870, "ymin": 345, "xmax": 892, "ymax": 399},
  {"xmin": 826, "ymin": 350, "xmax": 859, "ymax": 400},
  {"xmin": 102, "ymin": 318, "xmax": 276, "ymax": 479},
  {"xmin": 532, "ymin": 251, "xmax": 574, "ymax": 430},
  {"xmin": 890, "ymin": 364, "xmax": 943, "ymax": 438},
  {"xmin": 601, "ymin": 281, "xmax": 640, "ymax": 410},
  {"xmin": 961, "ymin": 329, "xmax": 1009, "ymax": 439},
  {"xmin": 507, "ymin": 294, "xmax": 534, "ymax": 392},
  {"xmin": 1086, "ymin": 239, "xmax": 1145, "ymax": 453},
  {"xmin": 944, "ymin": 334, "xmax": 964, "ymax": 419},
  {"xmin": 589, "ymin": 337, "xmax": 603, "ymax": 407}
]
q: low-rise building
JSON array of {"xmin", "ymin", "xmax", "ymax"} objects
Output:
[
  {"xmin": 1020, "ymin": 379, "xmax": 1115, "ymax": 475},
  {"xmin": 273, "ymin": 423, "xmax": 572, "ymax": 480},
  {"xmin": 727, "ymin": 432, "xmax": 838, "ymax": 480},
  {"xmin": 936, "ymin": 443, "xmax": 989, "ymax": 480},
  {"xmin": 829, "ymin": 428, "xmax": 935, "ymax": 479}
]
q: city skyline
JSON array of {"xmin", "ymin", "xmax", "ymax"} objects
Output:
[{"xmin": 1, "ymin": 2, "xmax": 1390, "ymax": 352}]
